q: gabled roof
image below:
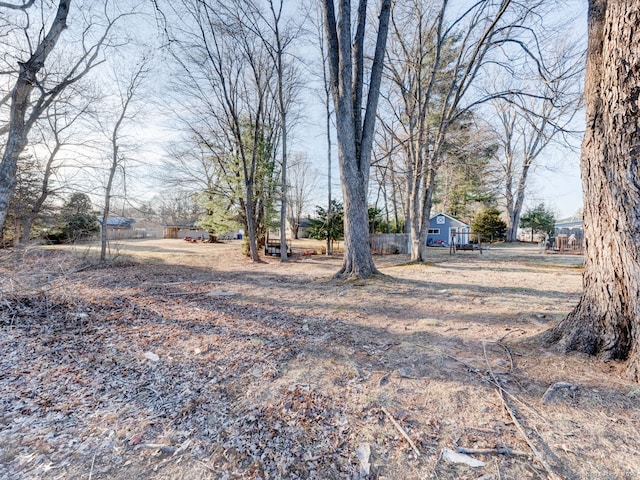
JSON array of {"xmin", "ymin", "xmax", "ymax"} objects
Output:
[
  {"xmin": 555, "ymin": 218, "xmax": 583, "ymax": 229},
  {"xmin": 298, "ymin": 218, "xmax": 313, "ymax": 229},
  {"xmin": 429, "ymin": 212, "xmax": 470, "ymax": 227},
  {"xmin": 162, "ymin": 222, "xmax": 201, "ymax": 229},
  {"xmin": 98, "ymin": 217, "xmax": 135, "ymax": 228}
]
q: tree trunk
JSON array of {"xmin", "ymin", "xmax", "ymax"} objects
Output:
[
  {"xmin": 323, "ymin": 0, "xmax": 391, "ymax": 279},
  {"xmin": 21, "ymin": 141, "xmax": 59, "ymax": 245},
  {"xmin": 0, "ymin": 0, "xmax": 70, "ymax": 231},
  {"xmin": 272, "ymin": 2, "xmax": 288, "ymax": 263},
  {"xmin": 543, "ymin": 0, "xmax": 640, "ymax": 381},
  {"xmin": 325, "ymin": 74, "xmax": 333, "ymax": 256},
  {"xmin": 20, "ymin": 216, "xmax": 34, "ymax": 245},
  {"xmin": 101, "ymin": 145, "xmax": 117, "ymax": 262},
  {"xmin": 244, "ymin": 182, "xmax": 260, "ymax": 261},
  {"xmin": 0, "ymin": 133, "xmax": 28, "ymax": 229},
  {"xmin": 506, "ymin": 162, "xmax": 531, "ymax": 242}
]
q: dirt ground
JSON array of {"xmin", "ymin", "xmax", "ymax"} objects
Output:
[{"xmin": 1, "ymin": 238, "xmax": 639, "ymax": 480}]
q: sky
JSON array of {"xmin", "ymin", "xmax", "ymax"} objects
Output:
[
  {"xmin": 282, "ymin": 0, "xmax": 589, "ymax": 221},
  {"xmin": 524, "ymin": 0, "xmax": 587, "ymax": 220},
  {"xmin": 58, "ymin": 0, "xmax": 588, "ymax": 223},
  {"xmin": 529, "ymin": 145, "xmax": 583, "ymax": 220}
]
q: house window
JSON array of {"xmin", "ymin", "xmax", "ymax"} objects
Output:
[
  {"xmin": 428, "ymin": 229, "xmax": 440, "ymax": 234},
  {"xmin": 436, "ymin": 215, "xmax": 445, "ymax": 224}
]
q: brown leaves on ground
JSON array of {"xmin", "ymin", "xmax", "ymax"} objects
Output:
[{"xmin": 0, "ymin": 240, "xmax": 639, "ymax": 479}]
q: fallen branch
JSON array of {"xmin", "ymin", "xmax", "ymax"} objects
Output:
[
  {"xmin": 495, "ymin": 389, "xmax": 562, "ymax": 480},
  {"xmin": 496, "ymin": 341, "xmax": 514, "ymax": 371},
  {"xmin": 483, "ymin": 341, "xmax": 565, "ymax": 480},
  {"xmin": 456, "ymin": 446, "xmax": 529, "ymax": 457},
  {"xmin": 137, "ymin": 443, "xmax": 173, "ymax": 450},
  {"xmin": 381, "ymin": 405, "xmax": 421, "ymax": 458},
  {"xmin": 88, "ymin": 450, "xmax": 97, "ymax": 480},
  {"xmin": 196, "ymin": 459, "xmax": 218, "ymax": 473}
]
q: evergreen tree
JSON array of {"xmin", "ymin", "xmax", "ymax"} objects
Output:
[
  {"xmin": 308, "ymin": 200, "xmax": 344, "ymax": 246},
  {"xmin": 58, "ymin": 193, "xmax": 99, "ymax": 243},
  {"xmin": 519, "ymin": 204, "xmax": 555, "ymax": 242},
  {"xmin": 471, "ymin": 208, "xmax": 507, "ymax": 243}
]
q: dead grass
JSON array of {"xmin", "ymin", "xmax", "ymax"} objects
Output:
[{"xmin": 0, "ymin": 238, "xmax": 638, "ymax": 479}]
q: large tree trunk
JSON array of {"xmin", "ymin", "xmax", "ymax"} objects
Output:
[
  {"xmin": 409, "ymin": 167, "xmax": 435, "ymax": 262},
  {"xmin": 543, "ymin": 0, "xmax": 640, "ymax": 381},
  {"xmin": 323, "ymin": 0, "xmax": 391, "ymax": 279},
  {"xmin": 505, "ymin": 181, "xmax": 525, "ymax": 242},
  {"xmin": 244, "ymin": 182, "xmax": 260, "ymax": 261},
  {"xmin": 0, "ymin": 1, "xmax": 70, "ymax": 231}
]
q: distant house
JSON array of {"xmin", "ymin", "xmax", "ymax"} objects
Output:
[
  {"xmin": 163, "ymin": 223, "xmax": 209, "ymax": 240},
  {"xmin": 98, "ymin": 217, "xmax": 135, "ymax": 240},
  {"xmin": 292, "ymin": 218, "xmax": 313, "ymax": 239},
  {"xmin": 550, "ymin": 216, "xmax": 584, "ymax": 252},
  {"xmin": 554, "ymin": 217, "xmax": 583, "ymax": 237},
  {"xmin": 427, "ymin": 213, "xmax": 470, "ymax": 246}
]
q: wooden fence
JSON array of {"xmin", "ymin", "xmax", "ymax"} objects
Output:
[{"xmin": 370, "ymin": 233, "xmax": 409, "ymax": 254}]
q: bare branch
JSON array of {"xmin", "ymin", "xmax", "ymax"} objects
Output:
[{"xmin": 0, "ymin": 0, "xmax": 35, "ymax": 10}]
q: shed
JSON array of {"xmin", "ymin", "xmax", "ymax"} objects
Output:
[
  {"xmin": 426, "ymin": 213, "xmax": 470, "ymax": 246},
  {"xmin": 98, "ymin": 217, "xmax": 135, "ymax": 240},
  {"xmin": 163, "ymin": 224, "xmax": 209, "ymax": 240}
]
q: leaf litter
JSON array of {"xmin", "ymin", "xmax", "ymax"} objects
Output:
[{"xmin": 0, "ymin": 241, "xmax": 639, "ymax": 479}]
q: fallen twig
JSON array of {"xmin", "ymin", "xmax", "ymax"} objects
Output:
[
  {"xmin": 88, "ymin": 450, "xmax": 97, "ymax": 480},
  {"xmin": 381, "ymin": 405, "xmax": 421, "ymax": 458},
  {"xmin": 456, "ymin": 446, "xmax": 528, "ymax": 457},
  {"xmin": 483, "ymin": 341, "xmax": 564, "ymax": 480},
  {"xmin": 495, "ymin": 389, "xmax": 562, "ymax": 480},
  {"xmin": 196, "ymin": 459, "xmax": 218, "ymax": 473},
  {"xmin": 496, "ymin": 341, "xmax": 514, "ymax": 371},
  {"xmin": 137, "ymin": 443, "xmax": 173, "ymax": 450}
]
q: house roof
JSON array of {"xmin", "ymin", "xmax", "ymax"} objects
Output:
[
  {"xmin": 162, "ymin": 223, "xmax": 203, "ymax": 229},
  {"xmin": 429, "ymin": 212, "xmax": 470, "ymax": 227},
  {"xmin": 298, "ymin": 218, "xmax": 313, "ymax": 229},
  {"xmin": 555, "ymin": 217, "xmax": 583, "ymax": 229},
  {"xmin": 98, "ymin": 217, "xmax": 135, "ymax": 228}
]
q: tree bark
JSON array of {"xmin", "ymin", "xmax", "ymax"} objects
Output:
[
  {"xmin": 323, "ymin": 0, "xmax": 391, "ymax": 279},
  {"xmin": 0, "ymin": 0, "xmax": 70, "ymax": 231},
  {"xmin": 543, "ymin": 0, "xmax": 640, "ymax": 381},
  {"xmin": 20, "ymin": 141, "xmax": 59, "ymax": 245},
  {"xmin": 320, "ymin": 23, "xmax": 334, "ymax": 256}
]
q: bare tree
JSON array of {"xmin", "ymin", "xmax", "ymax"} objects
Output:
[
  {"xmin": 489, "ymin": 43, "xmax": 584, "ymax": 242},
  {"xmin": 99, "ymin": 57, "xmax": 149, "ymax": 262},
  {"xmin": 270, "ymin": 0, "xmax": 290, "ymax": 261},
  {"xmin": 158, "ymin": 137, "xmax": 238, "ymax": 240},
  {"xmin": 315, "ymin": 4, "xmax": 335, "ymax": 254},
  {"xmin": 238, "ymin": 0, "xmax": 304, "ymax": 261},
  {"xmin": 286, "ymin": 152, "xmax": 316, "ymax": 239},
  {"xmin": 380, "ymin": 0, "xmax": 538, "ymax": 261},
  {"xmin": 542, "ymin": 1, "xmax": 640, "ymax": 381},
  {"xmin": 164, "ymin": 0, "xmax": 281, "ymax": 262},
  {"xmin": 322, "ymin": 0, "xmax": 392, "ymax": 279},
  {"xmin": 0, "ymin": 1, "xmax": 132, "ymax": 231},
  {"xmin": 18, "ymin": 93, "xmax": 95, "ymax": 244}
]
